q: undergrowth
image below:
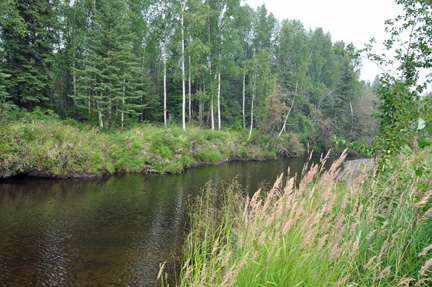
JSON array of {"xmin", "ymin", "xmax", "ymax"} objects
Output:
[{"xmin": 0, "ymin": 109, "xmax": 275, "ymax": 178}]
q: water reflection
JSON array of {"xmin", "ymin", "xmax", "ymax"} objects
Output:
[{"xmin": 0, "ymin": 157, "xmax": 335, "ymax": 286}]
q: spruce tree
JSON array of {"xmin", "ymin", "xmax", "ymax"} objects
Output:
[
  {"xmin": 0, "ymin": 0, "xmax": 59, "ymax": 111},
  {"xmin": 0, "ymin": 68, "xmax": 11, "ymax": 113},
  {"xmin": 76, "ymin": 0, "xmax": 143, "ymax": 129}
]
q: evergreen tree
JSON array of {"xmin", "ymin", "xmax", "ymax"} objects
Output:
[
  {"xmin": 0, "ymin": 47, "xmax": 12, "ymax": 112},
  {"xmin": 76, "ymin": 0, "xmax": 143, "ymax": 129},
  {"xmin": 0, "ymin": 0, "xmax": 60, "ymax": 111},
  {"xmin": 332, "ymin": 41, "xmax": 360, "ymax": 138}
]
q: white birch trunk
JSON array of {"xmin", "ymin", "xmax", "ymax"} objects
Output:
[
  {"xmin": 248, "ymin": 95, "xmax": 254, "ymax": 141},
  {"xmin": 163, "ymin": 55, "xmax": 167, "ymax": 128},
  {"xmin": 199, "ymin": 83, "xmax": 204, "ymax": 124},
  {"xmin": 217, "ymin": 71, "xmax": 221, "ymax": 130},
  {"xmin": 189, "ymin": 55, "xmax": 191, "ymax": 124},
  {"xmin": 242, "ymin": 73, "xmax": 245, "ymax": 129},
  {"xmin": 248, "ymin": 70, "xmax": 256, "ymax": 141},
  {"xmin": 163, "ymin": 8, "xmax": 168, "ymax": 128},
  {"xmin": 97, "ymin": 99, "xmax": 104, "ymax": 129},
  {"xmin": 163, "ymin": 45, "xmax": 167, "ymax": 128},
  {"xmin": 217, "ymin": 9, "xmax": 224, "ymax": 131},
  {"xmin": 98, "ymin": 110, "xmax": 104, "ymax": 129},
  {"xmin": 208, "ymin": 13, "xmax": 214, "ymax": 130},
  {"xmin": 121, "ymin": 79, "xmax": 125, "ymax": 128},
  {"xmin": 276, "ymin": 98, "xmax": 295, "ymax": 141},
  {"xmin": 180, "ymin": 0, "xmax": 186, "ymax": 131},
  {"xmin": 71, "ymin": 1, "xmax": 77, "ymax": 107},
  {"xmin": 210, "ymin": 77, "xmax": 214, "ymax": 130}
]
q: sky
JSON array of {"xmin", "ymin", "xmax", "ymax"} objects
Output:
[{"xmin": 245, "ymin": 0, "xmax": 404, "ymax": 83}]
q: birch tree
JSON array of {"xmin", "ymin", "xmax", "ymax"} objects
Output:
[{"xmin": 179, "ymin": 0, "xmax": 187, "ymax": 131}]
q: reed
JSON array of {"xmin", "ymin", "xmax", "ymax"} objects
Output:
[{"xmin": 175, "ymin": 150, "xmax": 432, "ymax": 286}]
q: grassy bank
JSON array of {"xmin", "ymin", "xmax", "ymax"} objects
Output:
[
  {"xmin": 171, "ymin": 150, "xmax": 432, "ymax": 286},
  {"xmin": 0, "ymin": 110, "xmax": 275, "ymax": 179}
]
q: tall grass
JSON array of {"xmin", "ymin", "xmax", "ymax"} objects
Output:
[{"xmin": 173, "ymin": 151, "xmax": 432, "ymax": 286}]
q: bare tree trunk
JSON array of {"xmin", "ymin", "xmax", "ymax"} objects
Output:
[
  {"xmin": 163, "ymin": 44, "xmax": 167, "ymax": 128},
  {"xmin": 276, "ymin": 98, "xmax": 295, "ymax": 141},
  {"xmin": 208, "ymin": 12, "xmax": 214, "ymax": 130},
  {"xmin": 242, "ymin": 73, "xmax": 246, "ymax": 129},
  {"xmin": 121, "ymin": 79, "xmax": 125, "ymax": 128},
  {"xmin": 210, "ymin": 72, "xmax": 214, "ymax": 130},
  {"xmin": 180, "ymin": 0, "xmax": 186, "ymax": 131},
  {"xmin": 163, "ymin": 8, "xmax": 168, "ymax": 128},
  {"xmin": 248, "ymin": 70, "xmax": 256, "ymax": 141},
  {"xmin": 140, "ymin": 54, "xmax": 145, "ymax": 122},
  {"xmin": 97, "ymin": 96, "xmax": 103, "ymax": 129},
  {"xmin": 242, "ymin": 46, "xmax": 248, "ymax": 130},
  {"xmin": 350, "ymin": 101, "xmax": 354, "ymax": 137},
  {"xmin": 199, "ymin": 82, "xmax": 204, "ymax": 125},
  {"xmin": 189, "ymin": 55, "xmax": 192, "ymax": 124},
  {"xmin": 71, "ymin": 1, "xmax": 78, "ymax": 110},
  {"xmin": 98, "ymin": 110, "xmax": 103, "ymax": 129},
  {"xmin": 217, "ymin": 70, "xmax": 221, "ymax": 130},
  {"xmin": 217, "ymin": 8, "xmax": 224, "ymax": 131},
  {"xmin": 248, "ymin": 95, "xmax": 254, "ymax": 141}
]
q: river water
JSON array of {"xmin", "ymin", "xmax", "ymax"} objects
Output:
[{"xmin": 0, "ymin": 157, "xmax": 337, "ymax": 286}]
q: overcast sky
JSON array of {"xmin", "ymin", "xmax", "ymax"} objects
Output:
[{"xmin": 245, "ymin": 0, "xmax": 404, "ymax": 83}]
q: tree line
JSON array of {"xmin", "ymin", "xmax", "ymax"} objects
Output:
[{"xmin": 0, "ymin": 0, "xmax": 378, "ymax": 150}]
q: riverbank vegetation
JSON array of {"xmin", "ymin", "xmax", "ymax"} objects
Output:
[
  {"xmin": 173, "ymin": 150, "xmax": 432, "ymax": 286},
  {"xmin": 0, "ymin": 109, "xmax": 277, "ymax": 179}
]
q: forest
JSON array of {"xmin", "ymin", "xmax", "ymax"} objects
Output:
[
  {"xmin": 2, "ymin": 1, "xmax": 432, "ymax": 286},
  {"xmin": 0, "ymin": 0, "xmax": 378, "ymax": 152}
]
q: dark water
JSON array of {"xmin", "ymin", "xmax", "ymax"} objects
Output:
[{"xmin": 0, "ymin": 157, "xmax": 336, "ymax": 286}]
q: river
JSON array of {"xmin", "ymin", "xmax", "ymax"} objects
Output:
[{"xmin": 0, "ymin": 157, "xmax": 338, "ymax": 286}]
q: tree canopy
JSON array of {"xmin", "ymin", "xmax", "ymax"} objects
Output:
[{"xmin": 0, "ymin": 0, "xmax": 379, "ymax": 150}]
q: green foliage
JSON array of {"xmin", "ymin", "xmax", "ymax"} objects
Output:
[
  {"xmin": 350, "ymin": 0, "xmax": 432, "ymax": 165},
  {"xmin": 0, "ymin": 0, "xmax": 60, "ymax": 110},
  {"xmin": 73, "ymin": 0, "xmax": 145, "ymax": 130},
  {"xmin": 0, "ymin": 0, "xmax": 372, "ymax": 150},
  {"xmin": 0, "ymin": 48, "xmax": 12, "ymax": 113}
]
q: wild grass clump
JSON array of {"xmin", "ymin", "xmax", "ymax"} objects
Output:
[
  {"xmin": 196, "ymin": 149, "xmax": 224, "ymax": 163},
  {"xmin": 174, "ymin": 150, "xmax": 432, "ymax": 286},
  {"xmin": 0, "ymin": 112, "xmax": 107, "ymax": 176}
]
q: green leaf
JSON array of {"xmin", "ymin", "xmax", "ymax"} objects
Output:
[
  {"xmin": 418, "ymin": 138, "xmax": 432, "ymax": 148},
  {"xmin": 374, "ymin": 215, "xmax": 386, "ymax": 224},
  {"xmin": 415, "ymin": 182, "xmax": 425, "ymax": 189},
  {"xmin": 418, "ymin": 118, "xmax": 426, "ymax": 130},
  {"xmin": 400, "ymin": 144, "xmax": 413, "ymax": 155},
  {"xmin": 415, "ymin": 169, "xmax": 424, "ymax": 177}
]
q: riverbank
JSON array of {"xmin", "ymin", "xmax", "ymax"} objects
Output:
[{"xmin": 0, "ymin": 111, "xmax": 279, "ymax": 180}]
